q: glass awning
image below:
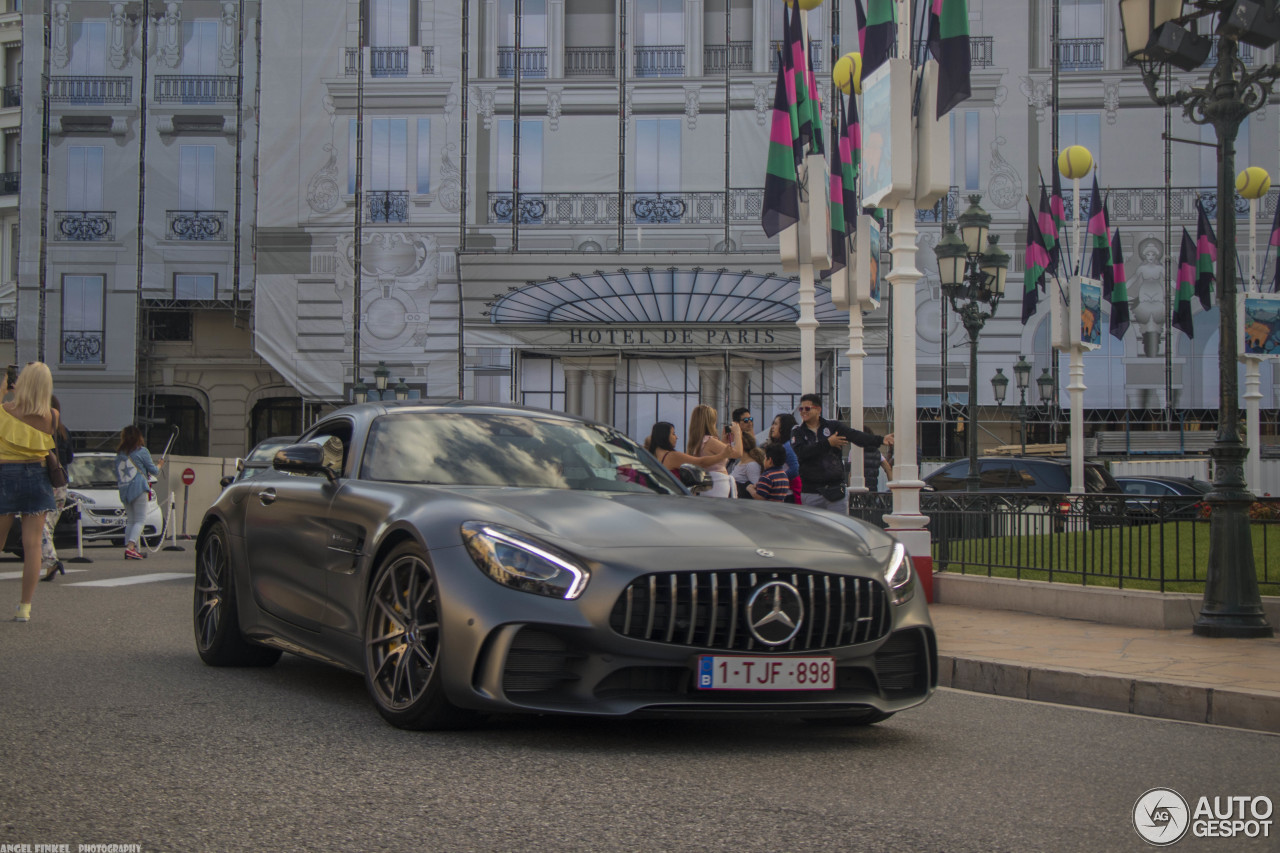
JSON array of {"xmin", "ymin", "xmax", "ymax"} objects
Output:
[{"xmin": 486, "ymin": 268, "xmax": 850, "ymax": 325}]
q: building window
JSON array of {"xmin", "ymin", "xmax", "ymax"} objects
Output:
[
  {"xmin": 250, "ymin": 397, "xmax": 303, "ymax": 448},
  {"xmin": 952, "ymin": 111, "xmax": 980, "ymax": 191},
  {"xmin": 146, "ymin": 395, "xmax": 207, "ymax": 456},
  {"xmin": 179, "ymin": 145, "xmax": 216, "ymax": 209},
  {"xmin": 416, "ymin": 118, "xmax": 431, "ymax": 194},
  {"xmin": 61, "ymin": 275, "xmax": 104, "ymax": 365},
  {"xmin": 1058, "ymin": 112, "xmax": 1101, "ymax": 165},
  {"xmin": 371, "ymin": 0, "xmax": 411, "ymax": 47},
  {"xmin": 635, "ymin": 118, "xmax": 681, "ymax": 222},
  {"xmin": 181, "ymin": 20, "xmax": 218, "ymax": 74},
  {"xmin": 495, "ymin": 119, "xmax": 543, "ymax": 223},
  {"xmin": 148, "ymin": 310, "xmax": 193, "ymax": 342},
  {"xmin": 67, "ymin": 146, "xmax": 104, "ymax": 209},
  {"xmin": 69, "ymin": 20, "xmax": 106, "ymax": 75},
  {"xmin": 175, "ymin": 274, "xmax": 216, "ymax": 300},
  {"xmin": 497, "ymin": 0, "xmax": 547, "ymax": 78},
  {"xmin": 349, "ymin": 118, "xmax": 408, "ymax": 192}
]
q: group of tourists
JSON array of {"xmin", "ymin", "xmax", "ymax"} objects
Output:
[
  {"xmin": 3, "ymin": 361, "xmax": 163, "ymax": 623},
  {"xmin": 645, "ymin": 392, "xmax": 892, "ymax": 511}
]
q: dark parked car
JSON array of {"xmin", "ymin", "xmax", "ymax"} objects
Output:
[
  {"xmin": 219, "ymin": 435, "xmax": 298, "ymax": 488},
  {"xmin": 1115, "ymin": 475, "xmax": 1211, "ymax": 523},
  {"xmin": 194, "ymin": 402, "xmax": 936, "ymax": 730},
  {"xmin": 923, "ymin": 456, "xmax": 1124, "ymax": 537}
]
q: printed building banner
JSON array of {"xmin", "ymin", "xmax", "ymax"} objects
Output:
[
  {"xmin": 1242, "ymin": 292, "xmax": 1280, "ymax": 357},
  {"xmin": 1080, "ymin": 278, "xmax": 1102, "ymax": 349}
]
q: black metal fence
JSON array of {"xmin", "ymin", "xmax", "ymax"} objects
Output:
[{"xmin": 848, "ymin": 492, "xmax": 1279, "ymax": 595}]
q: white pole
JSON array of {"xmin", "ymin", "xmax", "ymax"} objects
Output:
[
  {"xmin": 798, "ymin": 253, "xmax": 819, "ymax": 394},
  {"xmin": 1069, "ymin": 175, "xmax": 1085, "ymax": 494},
  {"xmin": 1244, "ymin": 195, "xmax": 1262, "ymax": 492},
  {"xmin": 847, "ymin": 309, "xmax": 867, "ymax": 492},
  {"xmin": 883, "ymin": 0, "xmax": 929, "ymax": 591}
]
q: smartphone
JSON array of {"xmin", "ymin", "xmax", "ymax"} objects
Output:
[{"xmin": 4, "ymin": 364, "xmax": 16, "ymax": 387}]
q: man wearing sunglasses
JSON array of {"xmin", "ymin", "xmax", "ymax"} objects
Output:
[{"xmin": 791, "ymin": 392, "xmax": 893, "ymax": 512}]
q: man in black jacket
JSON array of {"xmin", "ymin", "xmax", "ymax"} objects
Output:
[{"xmin": 791, "ymin": 392, "xmax": 892, "ymax": 511}]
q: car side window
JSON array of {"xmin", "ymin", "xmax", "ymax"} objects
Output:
[
  {"xmin": 1123, "ymin": 481, "xmax": 1148, "ymax": 495},
  {"xmin": 927, "ymin": 461, "xmax": 968, "ymax": 490},
  {"xmin": 298, "ymin": 421, "xmax": 354, "ymax": 478},
  {"xmin": 977, "ymin": 461, "xmax": 1014, "ymax": 489},
  {"xmin": 1009, "ymin": 462, "xmax": 1037, "ymax": 488}
]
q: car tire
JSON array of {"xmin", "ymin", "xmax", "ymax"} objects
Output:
[
  {"xmin": 194, "ymin": 522, "xmax": 282, "ymax": 668},
  {"xmin": 804, "ymin": 710, "xmax": 895, "ymax": 726},
  {"xmin": 363, "ymin": 542, "xmax": 479, "ymax": 730}
]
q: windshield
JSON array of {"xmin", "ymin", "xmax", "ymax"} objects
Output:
[
  {"xmin": 360, "ymin": 412, "xmax": 683, "ymax": 494},
  {"xmin": 245, "ymin": 437, "xmax": 296, "ymax": 464},
  {"xmin": 68, "ymin": 456, "xmax": 117, "ymax": 488}
]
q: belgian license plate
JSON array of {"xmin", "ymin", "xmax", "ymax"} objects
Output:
[{"xmin": 696, "ymin": 656, "xmax": 835, "ymax": 691}]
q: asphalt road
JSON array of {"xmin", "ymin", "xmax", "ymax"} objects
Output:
[{"xmin": 1, "ymin": 545, "xmax": 1277, "ymax": 853}]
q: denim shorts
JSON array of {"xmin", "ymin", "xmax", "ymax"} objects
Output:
[{"xmin": 0, "ymin": 461, "xmax": 57, "ymax": 515}]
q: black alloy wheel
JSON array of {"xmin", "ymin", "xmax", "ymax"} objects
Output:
[
  {"xmin": 193, "ymin": 522, "xmax": 282, "ymax": 667},
  {"xmin": 363, "ymin": 542, "xmax": 478, "ymax": 730}
]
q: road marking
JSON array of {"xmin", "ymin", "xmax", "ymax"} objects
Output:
[
  {"xmin": 0, "ymin": 569, "xmax": 89, "ymax": 581},
  {"xmin": 68, "ymin": 572, "xmax": 191, "ymax": 587}
]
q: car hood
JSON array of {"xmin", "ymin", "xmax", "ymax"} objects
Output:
[{"xmin": 440, "ymin": 488, "xmax": 892, "ymax": 559}]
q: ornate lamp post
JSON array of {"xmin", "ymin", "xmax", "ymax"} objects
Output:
[
  {"xmin": 352, "ymin": 378, "xmax": 369, "ymax": 404},
  {"xmin": 934, "ymin": 196, "xmax": 1010, "ymax": 493},
  {"xmin": 1119, "ymin": 0, "xmax": 1275, "ymax": 637},
  {"xmin": 374, "ymin": 361, "xmax": 391, "ymax": 398},
  {"xmin": 394, "ymin": 377, "xmax": 410, "ymax": 401},
  {"xmin": 1013, "ymin": 354, "xmax": 1033, "ymax": 454}
]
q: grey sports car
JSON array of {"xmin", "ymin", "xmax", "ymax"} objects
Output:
[{"xmin": 194, "ymin": 402, "xmax": 936, "ymax": 729}]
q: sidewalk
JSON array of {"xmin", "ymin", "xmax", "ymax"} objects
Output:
[{"xmin": 930, "ymin": 602, "xmax": 1280, "ymax": 734}]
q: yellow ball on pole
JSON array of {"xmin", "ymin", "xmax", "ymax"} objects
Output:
[
  {"xmin": 1058, "ymin": 145, "xmax": 1093, "ymax": 180},
  {"xmin": 1236, "ymin": 166, "xmax": 1271, "ymax": 200},
  {"xmin": 833, "ymin": 53, "xmax": 862, "ymax": 95}
]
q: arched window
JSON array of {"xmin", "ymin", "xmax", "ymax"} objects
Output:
[
  {"xmin": 146, "ymin": 394, "xmax": 208, "ymax": 456},
  {"xmin": 250, "ymin": 397, "xmax": 303, "ymax": 451}
]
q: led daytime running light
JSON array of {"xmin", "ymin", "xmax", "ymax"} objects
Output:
[{"xmin": 476, "ymin": 524, "xmax": 588, "ymax": 599}]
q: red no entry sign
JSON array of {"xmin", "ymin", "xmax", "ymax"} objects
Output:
[{"xmin": 182, "ymin": 468, "xmax": 195, "ymax": 486}]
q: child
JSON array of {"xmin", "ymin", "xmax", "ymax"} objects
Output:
[{"xmin": 749, "ymin": 443, "xmax": 792, "ymax": 502}]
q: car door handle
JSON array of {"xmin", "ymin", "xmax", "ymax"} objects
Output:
[{"xmin": 257, "ymin": 488, "xmax": 277, "ymax": 506}]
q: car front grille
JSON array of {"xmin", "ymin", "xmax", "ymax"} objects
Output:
[
  {"xmin": 609, "ymin": 570, "xmax": 889, "ymax": 652},
  {"xmin": 501, "ymin": 627, "xmax": 585, "ymax": 694}
]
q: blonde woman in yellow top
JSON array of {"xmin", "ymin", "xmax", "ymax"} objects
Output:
[{"xmin": 0, "ymin": 362, "xmax": 59, "ymax": 622}]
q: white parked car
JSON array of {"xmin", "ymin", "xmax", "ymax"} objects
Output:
[{"xmin": 65, "ymin": 452, "xmax": 165, "ymax": 544}]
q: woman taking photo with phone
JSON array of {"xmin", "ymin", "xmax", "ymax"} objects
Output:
[{"xmin": 0, "ymin": 362, "xmax": 59, "ymax": 622}]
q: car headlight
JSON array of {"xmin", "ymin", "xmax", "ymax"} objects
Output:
[
  {"xmin": 461, "ymin": 522, "xmax": 589, "ymax": 600},
  {"xmin": 883, "ymin": 542, "xmax": 913, "ymax": 605}
]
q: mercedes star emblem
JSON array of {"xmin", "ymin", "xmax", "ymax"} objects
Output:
[
  {"xmin": 756, "ymin": 548, "xmax": 774, "ymax": 558},
  {"xmin": 745, "ymin": 581, "xmax": 804, "ymax": 646}
]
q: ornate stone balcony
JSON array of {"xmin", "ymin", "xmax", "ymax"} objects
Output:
[
  {"xmin": 53, "ymin": 211, "xmax": 115, "ymax": 242},
  {"xmin": 487, "ymin": 190, "xmax": 762, "ymax": 225},
  {"xmin": 49, "ymin": 77, "xmax": 131, "ymax": 105},
  {"xmin": 368, "ymin": 191, "xmax": 409, "ymax": 223},
  {"xmin": 498, "ymin": 47, "xmax": 548, "ymax": 78},
  {"xmin": 153, "ymin": 75, "xmax": 239, "ymax": 105},
  {"xmin": 61, "ymin": 330, "xmax": 104, "ymax": 365},
  {"xmin": 166, "ymin": 210, "xmax": 228, "ymax": 241}
]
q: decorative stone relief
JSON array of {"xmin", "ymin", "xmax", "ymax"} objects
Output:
[
  {"xmin": 624, "ymin": 85, "xmax": 633, "ymax": 127},
  {"xmin": 109, "ymin": 4, "xmax": 130, "ymax": 70},
  {"xmin": 333, "ymin": 232, "xmax": 441, "ymax": 354},
  {"xmin": 473, "ymin": 86, "xmax": 496, "ymax": 130},
  {"xmin": 220, "ymin": 3, "xmax": 239, "ymax": 69},
  {"xmin": 684, "ymin": 86, "xmax": 700, "ymax": 129},
  {"xmin": 754, "ymin": 82, "xmax": 769, "ymax": 126},
  {"xmin": 158, "ymin": 2, "xmax": 183, "ymax": 69},
  {"xmin": 546, "ymin": 86, "xmax": 562, "ymax": 131},
  {"xmin": 436, "ymin": 91, "xmax": 462, "ymax": 213},
  {"xmin": 986, "ymin": 86, "xmax": 1022, "ymax": 210},
  {"xmin": 1019, "ymin": 74, "xmax": 1050, "ymax": 123},
  {"xmin": 306, "ymin": 94, "xmax": 340, "ymax": 214},
  {"xmin": 52, "ymin": 4, "xmax": 70, "ymax": 69},
  {"xmin": 1103, "ymin": 81, "xmax": 1121, "ymax": 125}
]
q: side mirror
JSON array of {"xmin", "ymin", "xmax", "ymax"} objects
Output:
[
  {"xmin": 219, "ymin": 475, "xmax": 234, "ymax": 489},
  {"xmin": 273, "ymin": 443, "xmax": 338, "ymax": 482},
  {"xmin": 677, "ymin": 463, "xmax": 713, "ymax": 494}
]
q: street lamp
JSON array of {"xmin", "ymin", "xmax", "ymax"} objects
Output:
[
  {"xmin": 1120, "ymin": 0, "xmax": 1275, "ymax": 638},
  {"xmin": 374, "ymin": 361, "xmax": 391, "ymax": 397},
  {"xmin": 352, "ymin": 378, "xmax": 369, "ymax": 404},
  {"xmin": 934, "ymin": 196, "xmax": 1010, "ymax": 492},
  {"xmin": 1013, "ymin": 354, "xmax": 1032, "ymax": 455},
  {"xmin": 394, "ymin": 377, "xmax": 410, "ymax": 401}
]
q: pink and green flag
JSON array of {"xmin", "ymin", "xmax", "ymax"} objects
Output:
[
  {"xmin": 1270, "ymin": 201, "xmax": 1280, "ymax": 292},
  {"xmin": 927, "ymin": 0, "xmax": 971, "ymax": 118},
  {"xmin": 1107, "ymin": 228, "xmax": 1130, "ymax": 340},
  {"xmin": 761, "ymin": 59, "xmax": 799, "ymax": 238},
  {"xmin": 1086, "ymin": 179, "xmax": 1110, "ymax": 286},
  {"xmin": 1194, "ymin": 197, "xmax": 1217, "ymax": 309},
  {"xmin": 1038, "ymin": 179, "xmax": 1058, "ymax": 283},
  {"xmin": 1173, "ymin": 228, "xmax": 1197, "ymax": 339},
  {"xmin": 1023, "ymin": 202, "xmax": 1049, "ymax": 324},
  {"xmin": 857, "ymin": 0, "xmax": 896, "ymax": 80}
]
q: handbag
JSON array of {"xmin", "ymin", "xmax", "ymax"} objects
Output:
[
  {"xmin": 819, "ymin": 483, "xmax": 847, "ymax": 504},
  {"xmin": 46, "ymin": 449, "xmax": 68, "ymax": 488}
]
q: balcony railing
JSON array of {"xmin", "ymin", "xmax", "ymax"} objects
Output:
[
  {"xmin": 49, "ymin": 76, "xmax": 131, "ymax": 105},
  {"xmin": 0, "ymin": 318, "xmax": 14, "ymax": 342},
  {"xmin": 1209, "ymin": 35, "xmax": 1256, "ymax": 66},
  {"xmin": 0, "ymin": 172, "xmax": 17, "ymax": 195},
  {"xmin": 153, "ymin": 75, "xmax": 238, "ymax": 104},
  {"xmin": 367, "ymin": 190, "xmax": 408, "ymax": 223},
  {"xmin": 62, "ymin": 330, "xmax": 104, "ymax": 365},
  {"xmin": 166, "ymin": 210, "xmax": 228, "ymax": 241},
  {"xmin": 487, "ymin": 190, "xmax": 763, "ymax": 226},
  {"xmin": 422, "ymin": 46, "xmax": 435, "ymax": 75},
  {"xmin": 1061, "ymin": 185, "xmax": 1277, "ymax": 223},
  {"xmin": 565, "ymin": 47, "xmax": 615, "ymax": 78},
  {"xmin": 53, "ymin": 211, "xmax": 115, "ymax": 242},
  {"xmin": 768, "ymin": 40, "xmax": 824, "ymax": 72},
  {"xmin": 1057, "ymin": 37, "xmax": 1104, "ymax": 71},
  {"xmin": 1, "ymin": 84, "xmax": 18, "ymax": 108},
  {"xmin": 635, "ymin": 45, "xmax": 685, "ymax": 78},
  {"xmin": 497, "ymin": 47, "xmax": 548, "ymax": 79},
  {"xmin": 704, "ymin": 41, "xmax": 753, "ymax": 74},
  {"xmin": 344, "ymin": 47, "xmax": 410, "ymax": 77},
  {"xmin": 913, "ymin": 36, "xmax": 994, "ymax": 68},
  {"xmin": 916, "ymin": 186, "xmax": 960, "ymax": 224}
]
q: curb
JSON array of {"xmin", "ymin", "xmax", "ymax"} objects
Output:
[{"xmin": 938, "ymin": 653, "xmax": 1280, "ymax": 734}]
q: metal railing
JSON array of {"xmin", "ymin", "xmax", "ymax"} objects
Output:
[
  {"xmin": 1, "ymin": 84, "xmax": 18, "ymax": 108},
  {"xmin": 0, "ymin": 317, "xmax": 14, "ymax": 341},
  {"xmin": 422, "ymin": 46, "xmax": 435, "ymax": 75},
  {"xmin": 53, "ymin": 211, "xmax": 115, "ymax": 242},
  {"xmin": 166, "ymin": 210, "xmax": 228, "ymax": 241},
  {"xmin": 345, "ymin": 47, "xmax": 410, "ymax": 77},
  {"xmin": 768, "ymin": 40, "xmax": 824, "ymax": 72},
  {"xmin": 565, "ymin": 47, "xmax": 615, "ymax": 77},
  {"xmin": 848, "ymin": 491, "xmax": 1279, "ymax": 594},
  {"xmin": 704, "ymin": 41, "xmax": 753, "ymax": 73},
  {"xmin": 1059, "ymin": 185, "xmax": 1277, "ymax": 222},
  {"xmin": 0, "ymin": 172, "xmax": 17, "ymax": 195},
  {"xmin": 62, "ymin": 330, "xmax": 105, "ymax": 364},
  {"xmin": 913, "ymin": 36, "xmax": 993, "ymax": 68},
  {"xmin": 153, "ymin": 75, "xmax": 238, "ymax": 104},
  {"xmin": 635, "ymin": 45, "xmax": 685, "ymax": 77},
  {"xmin": 486, "ymin": 189, "xmax": 763, "ymax": 226},
  {"xmin": 368, "ymin": 190, "xmax": 408, "ymax": 223},
  {"xmin": 1057, "ymin": 37, "xmax": 1104, "ymax": 71},
  {"xmin": 916, "ymin": 186, "xmax": 959, "ymax": 223},
  {"xmin": 497, "ymin": 47, "xmax": 548, "ymax": 78},
  {"xmin": 49, "ymin": 76, "xmax": 131, "ymax": 104}
]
